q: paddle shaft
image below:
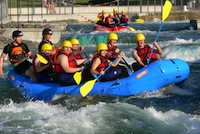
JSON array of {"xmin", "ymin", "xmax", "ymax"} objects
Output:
[
  {"xmin": 122, "ymin": 57, "xmax": 133, "ymax": 71},
  {"xmin": 94, "ymin": 56, "xmax": 120, "ymax": 80},
  {"xmin": 147, "ymin": 23, "xmax": 163, "ymax": 64},
  {"xmin": 147, "ymin": 0, "xmax": 172, "ymax": 65},
  {"xmin": 3, "ymin": 57, "xmax": 29, "ymax": 73}
]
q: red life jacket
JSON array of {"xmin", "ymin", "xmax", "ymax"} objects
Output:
[
  {"xmin": 107, "ymin": 45, "xmax": 118, "ymax": 59},
  {"xmin": 136, "ymin": 45, "xmax": 158, "ymax": 64},
  {"xmin": 104, "ymin": 16, "xmax": 112, "ymax": 24},
  {"xmin": 33, "ymin": 53, "xmax": 53, "ymax": 74},
  {"xmin": 54, "ymin": 49, "xmax": 77, "ymax": 73},
  {"xmin": 92, "ymin": 54, "xmax": 109, "ymax": 72},
  {"xmin": 120, "ymin": 15, "xmax": 128, "ymax": 23},
  {"xmin": 98, "ymin": 13, "xmax": 104, "ymax": 21}
]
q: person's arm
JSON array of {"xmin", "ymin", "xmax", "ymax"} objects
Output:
[
  {"xmin": 58, "ymin": 54, "xmax": 82, "ymax": 73},
  {"xmin": 76, "ymin": 58, "xmax": 88, "ymax": 65},
  {"xmin": 0, "ymin": 52, "xmax": 7, "ymax": 76},
  {"xmin": 109, "ymin": 18, "xmax": 115, "ymax": 24},
  {"xmin": 111, "ymin": 51, "xmax": 124, "ymax": 67},
  {"xmin": 133, "ymin": 49, "xmax": 146, "ymax": 66},
  {"xmin": 34, "ymin": 56, "xmax": 51, "ymax": 73},
  {"xmin": 152, "ymin": 41, "xmax": 163, "ymax": 54}
]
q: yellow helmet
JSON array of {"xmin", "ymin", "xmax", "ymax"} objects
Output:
[
  {"xmin": 102, "ymin": 10, "xmax": 106, "ymax": 13},
  {"xmin": 122, "ymin": 10, "xmax": 126, "ymax": 13},
  {"xmin": 108, "ymin": 32, "xmax": 118, "ymax": 41},
  {"xmin": 70, "ymin": 38, "xmax": 80, "ymax": 45},
  {"xmin": 135, "ymin": 33, "xmax": 146, "ymax": 42},
  {"xmin": 41, "ymin": 43, "xmax": 52, "ymax": 53},
  {"xmin": 109, "ymin": 12, "xmax": 114, "ymax": 17},
  {"xmin": 62, "ymin": 40, "xmax": 72, "ymax": 48},
  {"xmin": 113, "ymin": 8, "xmax": 117, "ymax": 12},
  {"xmin": 97, "ymin": 43, "xmax": 108, "ymax": 53}
]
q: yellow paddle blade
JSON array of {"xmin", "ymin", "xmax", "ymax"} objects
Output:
[
  {"xmin": 135, "ymin": 19, "xmax": 144, "ymax": 24},
  {"xmin": 162, "ymin": 0, "xmax": 172, "ymax": 22},
  {"xmin": 37, "ymin": 54, "xmax": 48, "ymax": 64},
  {"xmin": 73, "ymin": 71, "xmax": 82, "ymax": 85},
  {"xmin": 95, "ymin": 17, "xmax": 100, "ymax": 22},
  {"xmin": 80, "ymin": 79, "xmax": 97, "ymax": 97},
  {"xmin": 129, "ymin": 27, "xmax": 136, "ymax": 32}
]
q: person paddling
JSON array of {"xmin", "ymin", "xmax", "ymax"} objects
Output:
[
  {"xmin": 132, "ymin": 33, "xmax": 163, "ymax": 71},
  {"xmin": 0, "ymin": 30, "xmax": 37, "ymax": 81},
  {"xmin": 90, "ymin": 43, "xmax": 129, "ymax": 82},
  {"xmin": 53, "ymin": 40, "xmax": 88, "ymax": 85},
  {"xmin": 33, "ymin": 43, "xmax": 56, "ymax": 83}
]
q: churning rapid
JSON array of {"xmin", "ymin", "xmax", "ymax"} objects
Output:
[{"xmin": 0, "ymin": 21, "xmax": 200, "ymax": 133}]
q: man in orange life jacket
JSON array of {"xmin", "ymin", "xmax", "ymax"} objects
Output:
[
  {"xmin": 0, "ymin": 30, "xmax": 37, "ymax": 81},
  {"xmin": 119, "ymin": 10, "xmax": 129, "ymax": 26},
  {"xmin": 97, "ymin": 10, "xmax": 106, "ymax": 26},
  {"xmin": 33, "ymin": 43, "xmax": 56, "ymax": 83},
  {"xmin": 132, "ymin": 33, "xmax": 163, "ymax": 71},
  {"xmin": 38, "ymin": 28, "xmax": 56, "ymax": 55},
  {"xmin": 104, "ymin": 12, "xmax": 116, "ymax": 28},
  {"xmin": 53, "ymin": 40, "xmax": 88, "ymax": 85},
  {"xmin": 90, "ymin": 43, "xmax": 129, "ymax": 82}
]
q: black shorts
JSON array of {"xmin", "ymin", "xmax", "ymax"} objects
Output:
[{"xmin": 14, "ymin": 60, "xmax": 32, "ymax": 75}]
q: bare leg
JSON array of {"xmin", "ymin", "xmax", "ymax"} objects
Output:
[{"xmin": 25, "ymin": 66, "xmax": 37, "ymax": 82}]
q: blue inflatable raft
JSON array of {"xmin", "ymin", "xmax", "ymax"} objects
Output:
[{"xmin": 7, "ymin": 58, "xmax": 190, "ymax": 102}]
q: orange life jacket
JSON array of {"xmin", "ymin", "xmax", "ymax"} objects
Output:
[{"xmin": 9, "ymin": 44, "xmax": 26, "ymax": 63}]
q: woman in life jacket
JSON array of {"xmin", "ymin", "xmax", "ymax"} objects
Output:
[
  {"xmin": 104, "ymin": 12, "xmax": 116, "ymax": 28},
  {"xmin": 119, "ymin": 10, "xmax": 129, "ymax": 26},
  {"xmin": 0, "ymin": 30, "xmax": 37, "ymax": 81},
  {"xmin": 33, "ymin": 43, "xmax": 56, "ymax": 83},
  {"xmin": 38, "ymin": 28, "xmax": 57, "ymax": 55},
  {"xmin": 53, "ymin": 40, "xmax": 88, "ymax": 86},
  {"xmin": 90, "ymin": 43, "xmax": 129, "ymax": 82},
  {"xmin": 132, "ymin": 33, "xmax": 163, "ymax": 71},
  {"xmin": 96, "ymin": 10, "xmax": 106, "ymax": 26}
]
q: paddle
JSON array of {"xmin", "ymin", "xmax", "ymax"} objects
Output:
[
  {"xmin": 73, "ymin": 58, "xmax": 90, "ymax": 85},
  {"xmin": 80, "ymin": 56, "xmax": 120, "ymax": 97},
  {"xmin": 36, "ymin": 54, "xmax": 48, "ymax": 64},
  {"xmin": 147, "ymin": 0, "xmax": 172, "ymax": 65},
  {"xmin": 73, "ymin": 50, "xmax": 90, "ymax": 85},
  {"xmin": 3, "ymin": 57, "xmax": 29, "ymax": 73},
  {"xmin": 129, "ymin": 27, "xmax": 136, "ymax": 32},
  {"xmin": 135, "ymin": 19, "xmax": 144, "ymax": 24}
]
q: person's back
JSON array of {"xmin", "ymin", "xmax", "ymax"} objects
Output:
[{"xmin": 104, "ymin": 12, "xmax": 115, "ymax": 28}]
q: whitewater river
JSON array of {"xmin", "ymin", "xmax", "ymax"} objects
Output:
[{"xmin": 0, "ymin": 21, "xmax": 200, "ymax": 133}]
